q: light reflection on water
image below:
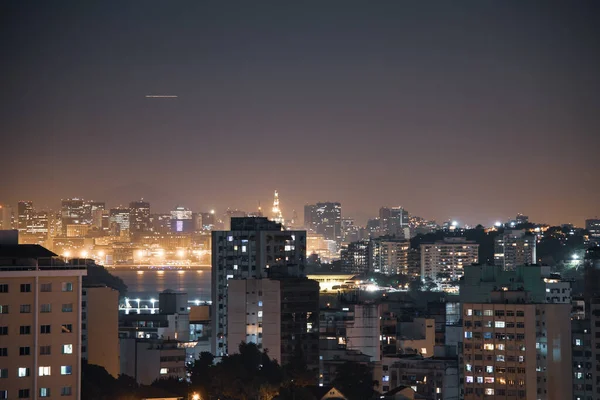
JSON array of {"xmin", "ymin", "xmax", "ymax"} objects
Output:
[{"xmin": 109, "ymin": 267, "xmax": 211, "ymax": 301}]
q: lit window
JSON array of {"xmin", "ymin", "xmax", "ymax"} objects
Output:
[
  {"xmin": 421, "ymin": 348, "xmax": 427, "ymax": 355},
  {"xmin": 467, "ymin": 309, "xmax": 473, "ymax": 316},
  {"xmin": 242, "ymin": 245, "xmax": 247, "ymax": 252},
  {"xmin": 483, "ymin": 309, "xmax": 493, "ymax": 316},
  {"xmin": 466, "ymin": 364, "xmax": 472, "ymax": 372},
  {"xmin": 233, "ymin": 245, "xmax": 238, "ymax": 251},
  {"xmin": 60, "ymin": 366, "xmax": 72, "ymax": 375},
  {"xmin": 483, "ymin": 344, "xmax": 494, "ymax": 351},
  {"xmin": 258, "ymin": 301, "xmax": 263, "ymax": 307},
  {"xmin": 160, "ymin": 368, "xmax": 168, "ymax": 374},
  {"xmin": 485, "ymin": 377, "xmax": 494, "ymax": 383},
  {"xmin": 485, "ymin": 389, "xmax": 494, "ymax": 395},
  {"xmin": 258, "ymin": 311, "xmax": 263, "ymax": 318},
  {"xmin": 227, "ymin": 236, "xmax": 233, "ymax": 242},
  {"xmin": 18, "ymin": 367, "xmax": 29, "ymax": 377},
  {"xmin": 436, "ymin": 388, "xmax": 441, "ymax": 394},
  {"xmin": 233, "ymin": 265, "xmax": 238, "ymax": 270},
  {"xmin": 518, "ymin": 356, "xmax": 524, "ymax": 363},
  {"xmin": 497, "ymin": 344, "xmax": 505, "ymax": 351},
  {"xmin": 477, "ymin": 377, "xmax": 483, "ymax": 384},
  {"xmin": 496, "ymin": 355, "xmax": 505, "ymax": 362},
  {"xmin": 62, "ymin": 344, "xmax": 73, "ymax": 354},
  {"xmin": 495, "ymin": 321, "xmax": 505, "ymax": 328},
  {"xmin": 466, "ymin": 376, "xmax": 474, "ymax": 383},
  {"xmin": 39, "ymin": 366, "xmax": 51, "ymax": 376},
  {"xmin": 382, "ymin": 375, "xmax": 390, "ymax": 382},
  {"xmin": 575, "ymin": 339, "xmax": 582, "ymax": 346},
  {"xmin": 486, "ymin": 366, "xmax": 493, "ymax": 373},
  {"xmin": 465, "ymin": 331, "xmax": 473, "ymax": 339},
  {"xmin": 40, "ymin": 388, "xmax": 51, "ymax": 397}
]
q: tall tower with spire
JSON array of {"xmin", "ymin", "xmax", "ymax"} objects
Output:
[{"xmin": 271, "ymin": 190, "xmax": 284, "ymax": 225}]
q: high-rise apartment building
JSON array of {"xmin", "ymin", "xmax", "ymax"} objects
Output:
[
  {"xmin": 129, "ymin": 200, "xmax": 151, "ymax": 234},
  {"xmin": 370, "ymin": 237, "xmax": 409, "ymax": 275},
  {"xmin": 17, "ymin": 201, "xmax": 34, "ymax": 234},
  {"xmin": 227, "ymin": 279, "xmax": 282, "ymax": 361},
  {"xmin": 340, "ymin": 240, "xmax": 371, "ymax": 274},
  {"xmin": 379, "ymin": 207, "xmax": 409, "ymax": 238},
  {"xmin": 494, "ymin": 230, "xmax": 536, "ymax": 270},
  {"xmin": 60, "ymin": 199, "xmax": 87, "ymax": 234},
  {"xmin": 460, "ymin": 265, "xmax": 572, "ymax": 400},
  {"xmin": 304, "ymin": 202, "xmax": 342, "ymax": 243},
  {"xmin": 211, "ymin": 217, "xmax": 306, "ymax": 357},
  {"xmin": 420, "ymin": 238, "xmax": 479, "ymax": 282},
  {"xmin": 0, "ymin": 238, "xmax": 86, "ymax": 400}
]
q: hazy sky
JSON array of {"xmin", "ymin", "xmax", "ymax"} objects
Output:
[{"xmin": 1, "ymin": 1, "xmax": 599, "ymax": 226}]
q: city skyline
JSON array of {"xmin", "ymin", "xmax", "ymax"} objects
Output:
[{"xmin": 2, "ymin": 2, "xmax": 599, "ymax": 226}]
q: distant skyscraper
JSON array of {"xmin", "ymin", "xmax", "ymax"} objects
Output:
[
  {"xmin": 170, "ymin": 206, "xmax": 193, "ymax": 233},
  {"xmin": 109, "ymin": 208, "xmax": 130, "ymax": 234},
  {"xmin": 379, "ymin": 207, "xmax": 409, "ymax": 238},
  {"xmin": 129, "ymin": 200, "xmax": 151, "ymax": 233},
  {"xmin": 211, "ymin": 217, "xmax": 306, "ymax": 357},
  {"xmin": 60, "ymin": 198, "xmax": 90, "ymax": 234},
  {"xmin": 271, "ymin": 190, "xmax": 284, "ymax": 225},
  {"xmin": 0, "ymin": 204, "xmax": 13, "ymax": 230},
  {"xmin": 303, "ymin": 202, "xmax": 342, "ymax": 243},
  {"xmin": 494, "ymin": 229, "xmax": 536, "ymax": 270},
  {"xmin": 17, "ymin": 201, "xmax": 34, "ymax": 233}
]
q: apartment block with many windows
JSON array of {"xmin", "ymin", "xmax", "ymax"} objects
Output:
[{"xmin": 0, "ymin": 242, "xmax": 86, "ymax": 400}]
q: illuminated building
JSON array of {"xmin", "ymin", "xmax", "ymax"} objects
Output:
[
  {"xmin": 370, "ymin": 237, "xmax": 409, "ymax": 275},
  {"xmin": 304, "ymin": 202, "xmax": 342, "ymax": 243},
  {"xmin": 494, "ymin": 230, "xmax": 536, "ymax": 270},
  {"xmin": 211, "ymin": 217, "xmax": 306, "ymax": 358},
  {"xmin": 0, "ymin": 237, "xmax": 87, "ymax": 400},
  {"xmin": 460, "ymin": 265, "xmax": 572, "ymax": 400},
  {"xmin": 0, "ymin": 205, "xmax": 13, "ymax": 230},
  {"xmin": 170, "ymin": 206, "xmax": 193, "ymax": 233},
  {"xmin": 150, "ymin": 213, "xmax": 171, "ymax": 234},
  {"xmin": 109, "ymin": 208, "xmax": 130, "ymax": 234},
  {"xmin": 66, "ymin": 224, "xmax": 89, "ymax": 238},
  {"xmin": 340, "ymin": 240, "xmax": 370, "ymax": 274},
  {"xmin": 17, "ymin": 201, "xmax": 34, "ymax": 233},
  {"xmin": 271, "ymin": 190, "xmax": 284, "ymax": 225},
  {"xmin": 60, "ymin": 198, "xmax": 88, "ymax": 234},
  {"xmin": 586, "ymin": 219, "xmax": 600, "ymax": 243},
  {"xmin": 420, "ymin": 238, "xmax": 479, "ymax": 283},
  {"xmin": 129, "ymin": 200, "xmax": 150, "ymax": 234},
  {"xmin": 379, "ymin": 207, "xmax": 409, "ymax": 238},
  {"xmin": 341, "ymin": 218, "xmax": 359, "ymax": 243}
]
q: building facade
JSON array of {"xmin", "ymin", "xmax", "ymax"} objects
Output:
[
  {"xmin": 370, "ymin": 237, "xmax": 409, "ymax": 275},
  {"xmin": 0, "ymin": 242, "xmax": 86, "ymax": 400},
  {"xmin": 211, "ymin": 217, "xmax": 306, "ymax": 357},
  {"xmin": 304, "ymin": 202, "xmax": 342, "ymax": 244},
  {"xmin": 494, "ymin": 230, "xmax": 537, "ymax": 270},
  {"xmin": 420, "ymin": 238, "xmax": 479, "ymax": 282}
]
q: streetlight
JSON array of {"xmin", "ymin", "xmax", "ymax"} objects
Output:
[
  {"xmin": 190, "ymin": 393, "xmax": 200, "ymax": 400},
  {"xmin": 136, "ymin": 298, "xmax": 141, "ymax": 313}
]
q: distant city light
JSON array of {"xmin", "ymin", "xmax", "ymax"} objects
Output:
[
  {"xmin": 451, "ymin": 221, "xmax": 458, "ymax": 226},
  {"xmin": 494, "ymin": 221, "xmax": 502, "ymax": 227},
  {"xmin": 572, "ymin": 254, "xmax": 579, "ymax": 260}
]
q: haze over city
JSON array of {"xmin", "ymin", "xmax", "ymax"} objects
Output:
[{"xmin": 2, "ymin": 2, "xmax": 600, "ymax": 226}]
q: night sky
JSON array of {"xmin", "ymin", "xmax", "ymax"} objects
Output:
[{"xmin": 2, "ymin": 1, "xmax": 599, "ymax": 226}]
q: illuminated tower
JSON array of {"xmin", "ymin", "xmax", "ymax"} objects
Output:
[{"xmin": 271, "ymin": 190, "xmax": 284, "ymax": 225}]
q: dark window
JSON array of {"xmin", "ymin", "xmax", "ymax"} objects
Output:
[
  {"xmin": 19, "ymin": 326, "xmax": 31, "ymax": 335},
  {"xmin": 18, "ymin": 389, "xmax": 30, "ymax": 399},
  {"xmin": 61, "ymin": 324, "xmax": 72, "ymax": 333},
  {"xmin": 40, "ymin": 325, "xmax": 51, "ymax": 334},
  {"xmin": 19, "ymin": 347, "xmax": 30, "ymax": 356},
  {"xmin": 40, "ymin": 346, "xmax": 51, "ymax": 355},
  {"xmin": 40, "ymin": 283, "xmax": 52, "ymax": 292},
  {"xmin": 0, "ymin": 284, "xmax": 8, "ymax": 293},
  {"xmin": 20, "ymin": 284, "xmax": 31, "ymax": 293}
]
